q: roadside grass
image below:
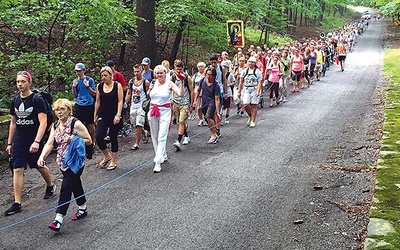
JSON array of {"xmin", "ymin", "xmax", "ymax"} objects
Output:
[{"xmin": 368, "ymin": 48, "xmax": 400, "ymax": 249}]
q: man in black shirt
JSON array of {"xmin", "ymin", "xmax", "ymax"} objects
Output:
[{"xmin": 5, "ymin": 71, "xmax": 55, "ymax": 216}]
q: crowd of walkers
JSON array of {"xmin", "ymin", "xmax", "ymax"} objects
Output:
[{"xmin": 3, "ymin": 18, "xmax": 370, "ymax": 232}]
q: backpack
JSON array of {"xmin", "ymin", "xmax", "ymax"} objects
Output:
[
  {"xmin": 280, "ymin": 60, "xmax": 289, "ymax": 72},
  {"xmin": 32, "ymin": 89, "xmax": 55, "ymax": 132},
  {"xmin": 54, "ymin": 117, "xmax": 94, "ymax": 159},
  {"xmin": 243, "ymin": 67, "xmax": 258, "ymax": 79}
]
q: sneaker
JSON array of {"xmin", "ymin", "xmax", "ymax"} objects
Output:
[
  {"xmin": 225, "ymin": 120, "xmax": 230, "ymax": 124},
  {"xmin": 283, "ymin": 97, "xmax": 287, "ymax": 102},
  {"xmin": 44, "ymin": 185, "xmax": 56, "ymax": 199},
  {"xmin": 48, "ymin": 220, "xmax": 62, "ymax": 232},
  {"xmin": 216, "ymin": 130, "xmax": 221, "ymax": 138},
  {"xmin": 153, "ymin": 163, "xmax": 162, "ymax": 173},
  {"xmin": 71, "ymin": 208, "xmax": 88, "ymax": 221},
  {"xmin": 4, "ymin": 203, "xmax": 22, "ymax": 216},
  {"xmin": 249, "ymin": 122, "xmax": 256, "ymax": 128},
  {"xmin": 173, "ymin": 140, "xmax": 181, "ymax": 151},
  {"xmin": 160, "ymin": 156, "xmax": 168, "ymax": 164},
  {"xmin": 240, "ymin": 111, "xmax": 244, "ymax": 117},
  {"xmin": 182, "ymin": 136, "xmax": 190, "ymax": 145},
  {"xmin": 247, "ymin": 118, "xmax": 251, "ymax": 125},
  {"xmin": 198, "ymin": 120, "xmax": 204, "ymax": 126}
]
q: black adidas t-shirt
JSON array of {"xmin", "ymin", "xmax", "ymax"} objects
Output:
[{"xmin": 10, "ymin": 93, "xmax": 46, "ymax": 141}]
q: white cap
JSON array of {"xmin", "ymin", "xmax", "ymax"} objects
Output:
[{"xmin": 247, "ymin": 57, "xmax": 257, "ymax": 63}]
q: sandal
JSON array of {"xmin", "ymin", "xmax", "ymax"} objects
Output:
[
  {"xmin": 97, "ymin": 158, "xmax": 111, "ymax": 169},
  {"xmin": 106, "ymin": 165, "xmax": 117, "ymax": 171},
  {"xmin": 208, "ymin": 137, "xmax": 218, "ymax": 144}
]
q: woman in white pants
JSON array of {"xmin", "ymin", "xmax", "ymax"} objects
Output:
[{"xmin": 148, "ymin": 65, "xmax": 184, "ymax": 173}]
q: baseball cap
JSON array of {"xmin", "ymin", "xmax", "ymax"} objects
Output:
[
  {"xmin": 221, "ymin": 61, "xmax": 230, "ymax": 67},
  {"xmin": 74, "ymin": 63, "xmax": 85, "ymax": 71},
  {"xmin": 106, "ymin": 60, "xmax": 115, "ymax": 67},
  {"xmin": 247, "ymin": 57, "xmax": 257, "ymax": 63},
  {"xmin": 141, "ymin": 57, "xmax": 151, "ymax": 65}
]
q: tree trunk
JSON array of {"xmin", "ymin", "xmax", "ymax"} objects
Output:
[
  {"xmin": 136, "ymin": 0, "xmax": 156, "ymax": 65},
  {"xmin": 169, "ymin": 19, "xmax": 185, "ymax": 65},
  {"xmin": 320, "ymin": 2, "xmax": 325, "ymax": 22}
]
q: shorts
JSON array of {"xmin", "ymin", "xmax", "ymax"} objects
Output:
[
  {"xmin": 222, "ymin": 96, "xmax": 231, "ymax": 109},
  {"xmin": 292, "ymin": 71, "xmax": 302, "ymax": 81},
  {"xmin": 339, "ymin": 55, "xmax": 346, "ymax": 61},
  {"xmin": 202, "ymin": 105, "xmax": 216, "ymax": 120},
  {"xmin": 74, "ymin": 104, "xmax": 94, "ymax": 125},
  {"xmin": 242, "ymin": 86, "xmax": 260, "ymax": 105},
  {"xmin": 130, "ymin": 106, "xmax": 146, "ymax": 127},
  {"xmin": 11, "ymin": 140, "xmax": 43, "ymax": 169},
  {"xmin": 173, "ymin": 102, "xmax": 189, "ymax": 123}
]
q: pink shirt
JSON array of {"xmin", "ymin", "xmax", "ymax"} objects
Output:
[
  {"xmin": 268, "ymin": 64, "xmax": 281, "ymax": 83},
  {"xmin": 291, "ymin": 55, "xmax": 303, "ymax": 71}
]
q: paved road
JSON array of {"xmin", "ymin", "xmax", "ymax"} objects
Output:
[{"xmin": 0, "ymin": 20, "xmax": 385, "ymax": 250}]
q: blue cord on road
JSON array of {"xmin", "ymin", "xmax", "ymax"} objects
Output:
[{"xmin": 0, "ymin": 120, "xmax": 222, "ymax": 233}]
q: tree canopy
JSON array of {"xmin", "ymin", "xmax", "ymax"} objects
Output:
[{"xmin": 0, "ymin": 0, "xmax": 354, "ymax": 107}]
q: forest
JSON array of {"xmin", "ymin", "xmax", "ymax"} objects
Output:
[{"xmin": 0, "ymin": 0, "xmax": 398, "ymax": 108}]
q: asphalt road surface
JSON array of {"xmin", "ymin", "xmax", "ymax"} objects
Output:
[{"xmin": 0, "ymin": 20, "xmax": 385, "ymax": 250}]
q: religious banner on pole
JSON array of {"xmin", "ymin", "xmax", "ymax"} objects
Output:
[{"xmin": 227, "ymin": 20, "xmax": 244, "ymax": 48}]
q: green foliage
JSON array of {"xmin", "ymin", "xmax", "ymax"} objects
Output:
[
  {"xmin": 379, "ymin": 1, "xmax": 400, "ymax": 19},
  {"xmin": 0, "ymin": 0, "xmax": 136, "ymax": 107}
]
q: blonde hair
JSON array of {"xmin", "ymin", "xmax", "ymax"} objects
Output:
[
  {"xmin": 53, "ymin": 98, "xmax": 73, "ymax": 115},
  {"xmin": 100, "ymin": 66, "xmax": 113, "ymax": 76},
  {"xmin": 153, "ymin": 65, "xmax": 168, "ymax": 74}
]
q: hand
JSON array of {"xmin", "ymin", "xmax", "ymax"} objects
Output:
[
  {"xmin": 37, "ymin": 158, "xmax": 45, "ymax": 168},
  {"xmin": 113, "ymin": 116, "xmax": 121, "ymax": 125},
  {"xmin": 72, "ymin": 79, "xmax": 78, "ymax": 88},
  {"xmin": 192, "ymin": 101, "xmax": 197, "ymax": 107},
  {"xmin": 6, "ymin": 145, "xmax": 12, "ymax": 155},
  {"xmin": 63, "ymin": 134, "xmax": 72, "ymax": 143},
  {"xmin": 189, "ymin": 106, "xmax": 194, "ymax": 113},
  {"xmin": 237, "ymin": 92, "xmax": 241, "ymax": 98},
  {"xmin": 29, "ymin": 141, "xmax": 39, "ymax": 153},
  {"xmin": 83, "ymin": 78, "xmax": 89, "ymax": 87}
]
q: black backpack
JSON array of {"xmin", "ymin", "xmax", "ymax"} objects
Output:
[{"xmin": 32, "ymin": 89, "xmax": 55, "ymax": 132}]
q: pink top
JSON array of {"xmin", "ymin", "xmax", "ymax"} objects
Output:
[
  {"xmin": 268, "ymin": 64, "xmax": 281, "ymax": 83},
  {"xmin": 291, "ymin": 55, "xmax": 304, "ymax": 71}
]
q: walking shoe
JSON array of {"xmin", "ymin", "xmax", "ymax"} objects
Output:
[
  {"xmin": 130, "ymin": 144, "xmax": 139, "ymax": 150},
  {"xmin": 283, "ymin": 97, "xmax": 287, "ymax": 102},
  {"xmin": 182, "ymin": 136, "xmax": 191, "ymax": 145},
  {"xmin": 198, "ymin": 120, "xmax": 204, "ymax": 126},
  {"xmin": 153, "ymin": 163, "xmax": 162, "ymax": 173},
  {"xmin": 249, "ymin": 122, "xmax": 256, "ymax": 128},
  {"xmin": 247, "ymin": 118, "xmax": 251, "ymax": 125},
  {"xmin": 173, "ymin": 140, "xmax": 181, "ymax": 151},
  {"xmin": 160, "ymin": 156, "xmax": 168, "ymax": 164},
  {"xmin": 4, "ymin": 203, "xmax": 22, "ymax": 216},
  {"xmin": 48, "ymin": 220, "xmax": 62, "ymax": 232},
  {"xmin": 71, "ymin": 208, "xmax": 88, "ymax": 221},
  {"xmin": 225, "ymin": 120, "xmax": 230, "ymax": 124},
  {"xmin": 44, "ymin": 185, "xmax": 56, "ymax": 199}
]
